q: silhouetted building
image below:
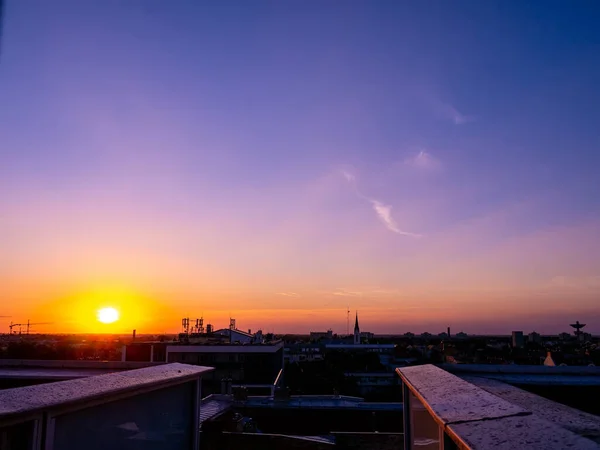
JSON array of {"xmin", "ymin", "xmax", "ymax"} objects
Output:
[
  {"xmin": 310, "ymin": 330, "xmax": 333, "ymax": 341},
  {"xmin": 528, "ymin": 331, "xmax": 542, "ymax": 344},
  {"xmin": 166, "ymin": 342, "xmax": 284, "ymax": 395},
  {"xmin": 512, "ymin": 331, "xmax": 524, "ymax": 348}
]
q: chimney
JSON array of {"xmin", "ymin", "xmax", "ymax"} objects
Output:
[{"xmin": 447, "ymin": 327, "xmax": 451, "ymax": 338}]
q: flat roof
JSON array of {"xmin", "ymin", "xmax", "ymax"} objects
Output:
[
  {"xmin": 167, "ymin": 341, "xmax": 284, "ymax": 353},
  {"xmin": 325, "ymin": 344, "xmax": 395, "ymax": 349},
  {"xmin": 439, "ymin": 363, "xmax": 600, "ymax": 386},
  {"xmin": 397, "ymin": 365, "xmax": 600, "ymax": 449},
  {"xmin": 0, "ymin": 368, "xmax": 117, "ymax": 380},
  {"xmin": 439, "ymin": 363, "xmax": 600, "ymax": 376},
  {"xmin": 0, "ymin": 360, "xmax": 163, "ymax": 381},
  {"xmin": 0, "ymin": 360, "xmax": 161, "ymax": 369},
  {"xmin": 463, "ymin": 376, "xmax": 600, "ymax": 443},
  {"xmin": 238, "ymin": 395, "xmax": 403, "ymax": 411},
  {"xmin": 0, "ymin": 363, "xmax": 213, "ymax": 422}
]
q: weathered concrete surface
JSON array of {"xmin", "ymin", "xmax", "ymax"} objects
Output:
[
  {"xmin": 463, "ymin": 376, "xmax": 600, "ymax": 444},
  {"xmin": 0, "ymin": 363, "xmax": 212, "ymax": 420},
  {"xmin": 449, "ymin": 414, "xmax": 600, "ymax": 449},
  {"xmin": 440, "ymin": 363, "xmax": 600, "ymax": 376},
  {"xmin": 440, "ymin": 363, "xmax": 600, "ymax": 386},
  {"xmin": 0, "ymin": 359, "xmax": 162, "ymax": 369},
  {"xmin": 397, "ymin": 365, "xmax": 526, "ymax": 424},
  {"xmin": 398, "ymin": 364, "xmax": 600, "ymax": 449}
]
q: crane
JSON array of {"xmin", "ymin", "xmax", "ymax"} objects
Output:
[{"xmin": 9, "ymin": 320, "xmax": 53, "ymax": 335}]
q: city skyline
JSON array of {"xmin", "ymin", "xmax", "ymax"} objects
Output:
[{"xmin": 1, "ymin": 2, "xmax": 600, "ymax": 334}]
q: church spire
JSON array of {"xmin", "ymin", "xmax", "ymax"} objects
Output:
[{"xmin": 353, "ymin": 311, "xmax": 360, "ymax": 345}]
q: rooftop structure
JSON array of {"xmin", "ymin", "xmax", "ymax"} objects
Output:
[
  {"xmin": 0, "ymin": 363, "xmax": 212, "ymax": 449},
  {"xmin": 0, "ymin": 359, "xmax": 160, "ymax": 389},
  {"xmin": 310, "ymin": 330, "xmax": 333, "ymax": 341},
  {"xmin": 572, "ymin": 320, "xmax": 587, "ymax": 341},
  {"xmin": 398, "ymin": 364, "xmax": 600, "ymax": 449},
  {"xmin": 165, "ymin": 341, "xmax": 284, "ymax": 395},
  {"xmin": 439, "ymin": 363, "xmax": 600, "ymax": 386},
  {"xmin": 325, "ymin": 343, "xmax": 395, "ymax": 353},
  {"xmin": 3, "ymin": 360, "xmax": 600, "ymax": 449}
]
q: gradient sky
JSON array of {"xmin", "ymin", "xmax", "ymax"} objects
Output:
[{"xmin": 2, "ymin": 1, "xmax": 600, "ymax": 335}]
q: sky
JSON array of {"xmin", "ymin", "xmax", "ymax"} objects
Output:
[{"xmin": 1, "ymin": 1, "xmax": 600, "ymax": 335}]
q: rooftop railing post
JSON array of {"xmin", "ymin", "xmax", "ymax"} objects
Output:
[
  {"xmin": 193, "ymin": 376, "xmax": 202, "ymax": 450},
  {"xmin": 402, "ymin": 381, "xmax": 411, "ymax": 450}
]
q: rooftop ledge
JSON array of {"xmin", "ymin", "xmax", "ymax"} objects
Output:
[
  {"xmin": 397, "ymin": 364, "xmax": 600, "ymax": 449},
  {"xmin": 0, "ymin": 363, "xmax": 213, "ymax": 422}
]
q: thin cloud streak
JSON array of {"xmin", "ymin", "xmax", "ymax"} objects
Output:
[
  {"xmin": 370, "ymin": 200, "xmax": 421, "ymax": 237},
  {"xmin": 404, "ymin": 151, "xmax": 441, "ymax": 171},
  {"xmin": 341, "ymin": 171, "xmax": 422, "ymax": 237},
  {"xmin": 443, "ymin": 104, "xmax": 474, "ymax": 125},
  {"xmin": 341, "ymin": 170, "xmax": 355, "ymax": 183},
  {"xmin": 277, "ymin": 292, "xmax": 300, "ymax": 297},
  {"xmin": 426, "ymin": 93, "xmax": 474, "ymax": 125},
  {"xmin": 332, "ymin": 288, "xmax": 362, "ymax": 297}
]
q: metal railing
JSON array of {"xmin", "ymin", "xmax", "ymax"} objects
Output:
[
  {"xmin": 0, "ymin": 363, "xmax": 213, "ymax": 450},
  {"xmin": 271, "ymin": 368, "xmax": 284, "ymax": 397}
]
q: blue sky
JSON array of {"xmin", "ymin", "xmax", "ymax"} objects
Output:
[{"xmin": 1, "ymin": 1, "xmax": 600, "ymax": 334}]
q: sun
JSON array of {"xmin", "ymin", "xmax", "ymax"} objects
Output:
[{"xmin": 97, "ymin": 307, "xmax": 119, "ymax": 324}]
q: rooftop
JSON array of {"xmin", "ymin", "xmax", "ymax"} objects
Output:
[
  {"xmin": 238, "ymin": 394, "xmax": 403, "ymax": 411},
  {"xmin": 440, "ymin": 362, "xmax": 600, "ymax": 386},
  {"xmin": 0, "ymin": 359, "xmax": 161, "ymax": 381},
  {"xmin": 0, "ymin": 363, "xmax": 212, "ymax": 421},
  {"xmin": 398, "ymin": 364, "xmax": 600, "ymax": 449}
]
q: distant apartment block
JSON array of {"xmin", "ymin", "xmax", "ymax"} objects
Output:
[{"xmin": 512, "ymin": 330, "xmax": 524, "ymax": 348}]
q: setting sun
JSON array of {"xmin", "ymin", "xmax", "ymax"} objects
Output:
[{"xmin": 97, "ymin": 307, "xmax": 120, "ymax": 324}]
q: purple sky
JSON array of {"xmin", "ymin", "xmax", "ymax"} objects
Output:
[{"xmin": 1, "ymin": 1, "xmax": 600, "ymax": 334}]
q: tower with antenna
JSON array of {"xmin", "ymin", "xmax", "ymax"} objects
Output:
[
  {"xmin": 347, "ymin": 306, "xmax": 350, "ymax": 336},
  {"xmin": 570, "ymin": 321, "xmax": 586, "ymax": 340},
  {"xmin": 181, "ymin": 318, "xmax": 190, "ymax": 335},
  {"xmin": 193, "ymin": 317, "xmax": 204, "ymax": 334}
]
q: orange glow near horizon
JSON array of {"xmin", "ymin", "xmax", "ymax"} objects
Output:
[{"xmin": 17, "ymin": 286, "xmax": 184, "ymax": 334}]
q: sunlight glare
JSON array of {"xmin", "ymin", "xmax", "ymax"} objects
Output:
[{"xmin": 97, "ymin": 307, "xmax": 119, "ymax": 324}]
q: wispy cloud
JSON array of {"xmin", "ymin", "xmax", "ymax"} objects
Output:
[
  {"xmin": 332, "ymin": 288, "xmax": 362, "ymax": 297},
  {"xmin": 341, "ymin": 171, "xmax": 422, "ymax": 237},
  {"xmin": 341, "ymin": 170, "xmax": 355, "ymax": 183},
  {"xmin": 404, "ymin": 151, "xmax": 441, "ymax": 170},
  {"xmin": 370, "ymin": 200, "xmax": 420, "ymax": 236},
  {"xmin": 277, "ymin": 292, "xmax": 300, "ymax": 297},
  {"xmin": 420, "ymin": 90, "xmax": 474, "ymax": 125},
  {"xmin": 435, "ymin": 101, "xmax": 474, "ymax": 125}
]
